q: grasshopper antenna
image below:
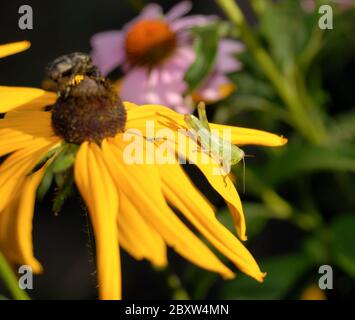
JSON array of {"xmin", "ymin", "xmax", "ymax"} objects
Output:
[
  {"xmin": 241, "ymin": 154, "xmax": 254, "ymax": 193},
  {"xmin": 242, "ymin": 156, "xmax": 246, "ymax": 194}
]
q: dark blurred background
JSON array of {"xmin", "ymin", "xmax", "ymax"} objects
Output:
[{"xmin": 0, "ymin": 0, "xmax": 224, "ymax": 86}]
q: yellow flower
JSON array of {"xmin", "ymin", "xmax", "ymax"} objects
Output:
[
  {"xmin": 0, "ymin": 41, "xmax": 30, "ymax": 59},
  {"xmin": 301, "ymin": 284, "xmax": 327, "ymax": 300},
  {"xmin": 0, "ymin": 74, "xmax": 286, "ymax": 299}
]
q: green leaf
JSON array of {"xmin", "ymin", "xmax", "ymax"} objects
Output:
[
  {"xmin": 263, "ymin": 141, "xmax": 355, "ymax": 185},
  {"xmin": 27, "ymin": 145, "xmax": 62, "ymax": 176},
  {"xmin": 184, "ymin": 24, "xmax": 219, "ymax": 92},
  {"xmin": 36, "ymin": 143, "xmax": 78, "ymax": 201},
  {"xmin": 259, "ymin": 1, "xmax": 315, "ymax": 70},
  {"xmin": 330, "ymin": 110, "xmax": 355, "ymax": 143},
  {"xmin": 303, "ymin": 235, "xmax": 329, "ymax": 265},
  {"xmin": 213, "ymin": 95, "xmax": 288, "ymax": 124},
  {"xmin": 218, "ymin": 202, "xmax": 272, "ymax": 239},
  {"xmin": 52, "ymin": 153, "xmax": 76, "ymax": 174},
  {"xmin": 242, "ymin": 203, "xmax": 269, "ymax": 237},
  {"xmin": 222, "ymin": 253, "xmax": 311, "ymax": 299},
  {"xmin": 37, "ymin": 168, "xmax": 54, "ymax": 200},
  {"xmin": 51, "ymin": 143, "xmax": 79, "ymax": 174},
  {"xmin": 331, "ymin": 215, "xmax": 355, "ymax": 279},
  {"xmin": 53, "ymin": 170, "xmax": 74, "ymax": 215},
  {"xmin": 230, "ymin": 72, "xmax": 275, "ymax": 97}
]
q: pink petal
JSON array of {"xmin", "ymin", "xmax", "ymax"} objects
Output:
[
  {"xmin": 216, "ymin": 57, "xmax": 242, "ymax": 73},
  {"xmin": 123, "ymin": 3, "xmax": 163, "ymax": 32},
  {"xmin": 90, "ymin": 30, "xmax": 125, "ymax": 76},
  {"xmin": 216, "ymin": 39, "xmax": 244, "ymax": 73},
  {"xmin": 171, "ymin": 15, "xmax": 218, "ymax": 32},
  {"xmin": 301, "ymin": 0, "xmax": 316, "ymax": 12},
  {"xmin": 150, "ymin": 66, "xmax": 186, "ymax": 107},
  {"xmin": 121, "ymin": 68, "xmax": 149, "ymax": 105},
  {"xmin": 219, "ymin": 39, "xmax": 245, "ymax": 54},
  {"xmin": 196, "ymin": 72, "xmax": 232, "ymax": 102},
  {"xmin": 166, "ymin": 1, "xmax": 192, "ymax": 22},
  {"xmin": 333, "ymin": 0, "xmax": 354, "ymax": 9},
  {"xmin": 174, "ymin": 103, "xmax": 194, "ymax": 114},
  {"xmin": 121, "ymin": 58, "xmax": 192, "ymax": 112},
  {"xmin": 138, "ymin": 3, "xmax": 163, "ymax": 19},
  {"xmin": 169, "ymin": 47, "xmax": 195, "ymax": 69}
]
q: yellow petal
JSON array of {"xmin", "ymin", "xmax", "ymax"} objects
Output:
[
  {"xmin": 0, "ymin": 167, "xmax": 45, "ymax": 273},
  {"xmin": 301, "ymin": 284, "xmax": 327, "ymax": 300},
  {"xmin": 0, "ymin": 132, "xmax": 57, "ymax": 158},
  {"xmin": 186, "ymin": 147, "xmax": 247, "ymax": 240},
  {"xmin": 0, "ymin": 130, "xmax": 39, "ymax": 157},
  {"xmin": 126, "ymin": 104, "xmax": 287, "ymax": 147},
  {"xmin": 0, "ymin": 139, "xmax": 59, "ymax": 212},
  {"xmin": 119, "ymin": 193, "xmax": 167, "ymax": 267},
  {"xmin": 0, "ymin": 86, "xmax": 56, "ymax": 113},
  {"xmin": 0, "ymin": 41, "xmax": 30, "ymax": 59},
  {"xmin": 74, "ymin": 142, "xmax": 121, "ymax": 300},
  {"xmin": 123, "ymin": 101, "xmax": 139, "ymax": 111},
  {"xmin": 209, "ymin": 123, "xmax": 288, "ymax": 147},
  {"xmin": 124, "ymin": 104, "xmax": 287, "ymax": 237},
  {"xmin": 148, "ymin": 128, "xmax": 247, "ymax": 240},
  {"xmin": 0, "ymin": 111, "xmax": 53, "ymax": 134},
  {"xmin": 0, "ymin": 111, "xmax": 55, "ymax": 156},
  {"xmin": 101, "ymin": 138, "xmax": 234, "ymax": 279},
  {"xmin": 159, "ymin": 162, "xmax": 265, "ymax": 282},
  {"xmin": 126, "ymin": 104, "xmax": 182, "ymax": 131}
]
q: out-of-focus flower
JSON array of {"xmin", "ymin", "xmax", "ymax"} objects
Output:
[
  {"xmin": 0, "ymin": 41, "xmax": 30, "ymax": 59},
  {"xmin": 91, "ymin": 1, "xmax": 243, "ymax": 113},
  {"xmin": 301, "ymin": 0, "xmax": 317, "ymax": 12},
  {"xmin": 301, "ymin": 0, "xmax": 355, "ymax": 12},
  {"xmin": 0, "ymin": 69, "xmax": 286, "ymax": 298},
  {"xmin": 301, "ymin": 284, "xmax": 327, "ymax": 300}
]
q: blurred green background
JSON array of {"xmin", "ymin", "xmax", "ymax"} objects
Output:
[{"xmin": 0, "ymin": 0, "xmax": 354, "ymax": 299}]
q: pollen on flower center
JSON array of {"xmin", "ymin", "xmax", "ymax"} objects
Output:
[
  {"xmin": 125, "ymin": 19, "xmax": 177, "ymax": 67},
  {"xmin": 51, "ymin": 76, "xmax": 126, "ymax": 144}
]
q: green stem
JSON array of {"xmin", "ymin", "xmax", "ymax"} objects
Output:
[
  {"xmin": 242, "ymin": 168, "xmax": 323, "ymax": 231},
  {"xmin": 216, "ymin": 0, "xmax": 327, "ymax": 144},
  {"xmin": 161, "ymin": 267, "xmax": 190, "ymax": 300},
  {"xmin": 0, "ymin": 251, "xmax": 30, "ymax": 300},
  {"xmin": 298, "ymin": 27, "xmax": 324, "ymax": 72},
  {"xmin": 245, "ymin": 168, "xmax": 292, "ymax": 219}
]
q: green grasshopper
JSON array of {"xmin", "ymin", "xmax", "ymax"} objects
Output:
[{"xmin": 184, "ymin": 102, "xmax": 246, "ymax": 187}]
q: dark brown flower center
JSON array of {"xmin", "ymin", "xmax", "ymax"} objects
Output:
[
  {"xmin": 125, "ymin": 19, "xmax": 177, "ymax": 67},
  {"xmin": 51, "ymin": 76, "xmax": 126, "ymax": 144}
]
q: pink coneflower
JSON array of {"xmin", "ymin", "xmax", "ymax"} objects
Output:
[
  {"xmin": 301, "ymin": 0, "xmax": 354, "ymax": 12},
  {"xmin": 90, "ymin": 1, "xmax": 244, "ymax": 113}
]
